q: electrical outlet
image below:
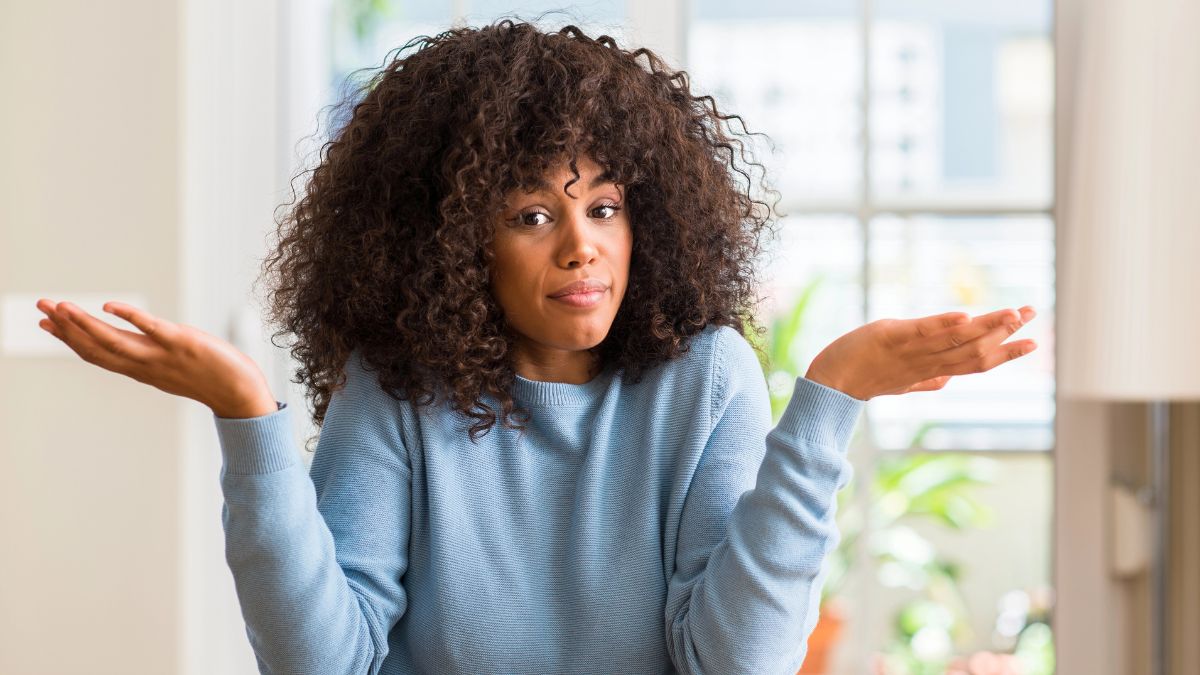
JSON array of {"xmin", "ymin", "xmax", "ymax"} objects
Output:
[{"xmin": 1109, "ymin": 482, "xmax": 1152, "ymax": 578}]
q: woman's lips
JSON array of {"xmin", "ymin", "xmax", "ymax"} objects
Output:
[{"xmin": 549, "ymin": 289, "xmax": 605, "ymax": 308}]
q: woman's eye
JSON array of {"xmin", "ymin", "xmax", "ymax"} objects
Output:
[
  {"xmin": 511, "ymin": 203, "xmax": 621, "ymax": 227},
  {"xmin": 592, "ymin": 203, "xmax": 621, "ymax": 219},
  {"xmin": 517, "ymin": 211, "xmax": 550, "ymax": 227}
]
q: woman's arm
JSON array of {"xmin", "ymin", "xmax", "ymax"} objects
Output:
[
  {"xmin": 33, "ymin": 300, "xmax": 412, "ymax": 673},
  {"xmin": 215, "ymin": 353, "xmax": 411, "ymax": 675},
  {"xmin": 664, "ymin": 307, "xmax": 1035, "ymax": 673},
  {"xmin": 663, "ymin": 327, "xmax": 862, "ymax": 674}
]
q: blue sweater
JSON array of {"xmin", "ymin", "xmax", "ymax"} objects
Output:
[{"xmin": 213, "ymin": 324, "xmax": 865, "ymax": 674}]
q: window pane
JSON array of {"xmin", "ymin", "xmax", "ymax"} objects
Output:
[
  {"xmin": 756, "ymin": 215, "xmax": 864, "ymax": 420},
  {"xmin": 870, "ymin": 0, "xmax": 1053, "ymax": 207},
  {"xmin": 866, "ymin": 214, "xmax": 1055, "ymax": 451},
  {"xmin": 462, "ymin": 0, "xmax": 625, "ymax": 35},
  {"xmin": 688, "ymin": 1, "xmax": 863, "ymax": 203},
  {"xmin": 330, "ymin": 1, "xmax": 455, "ymax": 115},
  {"xmin": 330, "ymin": 2, "xmax": 629, "ymax": 137}
]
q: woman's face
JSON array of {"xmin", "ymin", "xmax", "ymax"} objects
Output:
[{"xmin": 489, "ymin": 155, "xmax": 632, "ymax": 374}]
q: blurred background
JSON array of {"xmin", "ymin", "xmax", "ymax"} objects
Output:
[{"xmin": 1, "ymin": 1, "xmax": 1196, "ymax": 674}]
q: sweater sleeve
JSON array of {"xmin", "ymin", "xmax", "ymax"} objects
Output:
[
  {"xmin": 664, "ymin": 327, "xmax": 865, "ymax": 674},
  {"xmin": 214, "ymin": 354, "xmax": 412, "ymax": 675}
]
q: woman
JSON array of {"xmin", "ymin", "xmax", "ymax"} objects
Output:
[{"xmin": 34, "ymin": 19, "xmax": 1036, "ymax": 675}]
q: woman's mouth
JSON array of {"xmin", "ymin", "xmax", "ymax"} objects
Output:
[{"xmin": 549, "ymin": 289, "xmax": 605, "ymax": 308}]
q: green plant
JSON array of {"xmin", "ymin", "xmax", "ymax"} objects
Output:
[
  {"xmin": 869, "ymin": 452, "xmax": 998, "ymax": 674},
  {"xmin": 875, "ymin": 589, "xmax": 1055, "ymax": 675},
  {"xmin": 744, "ymin": 274, "xmax": 826, "ymax": 421},
  {"xmin": 1012, "ymin": 620, "xmax": 1055, "ymax": 675},
  {"xmin": 335, "ymin": 0, "xmax": 404, "ymax": 44}
]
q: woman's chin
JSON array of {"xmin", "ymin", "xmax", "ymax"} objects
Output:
[{"xmin": 540, "ymin": 320, "xmax": 614, "ymax": 351}]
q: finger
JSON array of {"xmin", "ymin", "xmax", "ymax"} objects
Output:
[
  {"xmin": 876, "ymin": 374, "xmax": 953, "ymax": 397},
  {"xmin": 907, "ymin": 374, "xmax": 952, "ymax": 393},
  {"xmin": 56, "ymin": 301, "xmax": 159, "ymax": 363},
  {"xmin": 892, "ymin": 309, "xmax": 974, "ymax": 343},
  {"xmin": 41, "ymin": 301, "xmax": 122, "ymax": 369},
  {"xmin": 907, "ymin": 312, "xmax": 974, "ymax": 338},
  {"xmin": 937, "ymin": 339, "xmax": 1038, "ymax": 377},
  {"xmin": 929, "ymin": 306, "xmax": 1034, "ymax": 354},
  {"xmin": 933, "ymin": 315, "xmax": 1026, "ymax": 365},
  {"xmin": 102, "ymin": 301, "xmax": 180, "ymax": 345},
  {"xmin": 38, "ymin": 317, "xmax": 63, "ymax": 340}
]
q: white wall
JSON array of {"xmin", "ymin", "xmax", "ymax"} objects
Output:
[
  {"xmin": 179, "ymin": 0, "xmax": 295, "ymax": 673},
  {"xmin": 1, "ymin": 1, "xmax": 293, "ymax": 673},
  {"xmin": 0, "ymin": 1, "xmax": 182, "ymax": 673}
]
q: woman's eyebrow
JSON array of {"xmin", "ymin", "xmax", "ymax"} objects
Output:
[{"xmin": 534, "ymin": 173, "xmax": 617, "ymax": 194}]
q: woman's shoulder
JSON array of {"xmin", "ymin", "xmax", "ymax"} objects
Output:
[
  {"xmin": 644, "ymin": 323, "xmax": 762, "ymax": 409},
  {"xmin": 687, "ymin": 323, "xmax": 768, "ymax": 411},
  {"xmin": 648, "ymin": 323, "xmax": 758, "ymax": 379},
  {"xmin": 340, "ymin": 349, "xmax": 394, "ymax": 402},
  {"xmin": 337, "ymin": 349, "xmax": 424, "ymax": 429},
  {"xmin": 344, "ymin": 350, "xmax": 441, "ymax": 422},
  {"xmin": 690, "ymin": 323, "xmax": 761, "ymax": 376}
]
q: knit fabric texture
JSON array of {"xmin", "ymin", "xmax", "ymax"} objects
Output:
[{"xmin": 214, "ymin": 323, "xmax": 865, "ymax": 674}]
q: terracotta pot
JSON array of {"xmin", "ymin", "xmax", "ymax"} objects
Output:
[{"xmin": 797, "ymin": 600, "xmax": 847, "ymax": 675}]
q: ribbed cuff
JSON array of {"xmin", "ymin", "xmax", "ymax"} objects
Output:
[
  {"xmin": 775, "ymin": 377, "xmax": 866, "ymax": 448},
  {"xmin": 212, "ymin": 401, "xmax": 298, "ymax": 475}
]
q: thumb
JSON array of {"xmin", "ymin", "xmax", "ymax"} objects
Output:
[{"xmin": 903, "ymin": 374, "xmax": 953, "ymax": 394}]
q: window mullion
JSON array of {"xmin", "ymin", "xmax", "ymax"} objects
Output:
[
  {"xmin": 779, "ymin": 203, "xmax": 1054, "ymax": 217},
  {"xmin": 852, "ymin": 1, "xmax": 877, "ymax": 674},
  {"xmin": 627, "ymin": 0, "xmax": 687, "ymax": 68},
  {"xmin": 450, "ymin": 0, "xmax": 467, "ymax": 26}
]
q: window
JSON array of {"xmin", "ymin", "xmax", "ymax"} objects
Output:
[
  {"xmin": 688, "ymin": 1, "xmax": 1055, "ymax": 672},
  {"xmin": 328, "ymin": 1, "xmax": 626, "ymax": 115}
]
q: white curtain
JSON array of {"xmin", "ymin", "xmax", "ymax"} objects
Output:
[{"xmin": 1058, "ymin": 0, "xmax": 1200, "ymax": 400}]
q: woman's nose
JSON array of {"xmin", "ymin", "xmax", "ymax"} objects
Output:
[{"xmin": 556, "ymin": 209, "xmax": 600, "ymax": 268}]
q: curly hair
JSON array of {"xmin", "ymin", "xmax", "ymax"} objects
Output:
[{"xmin": 256, "ymin": 16, "xmax": 781, "ymax": 444}]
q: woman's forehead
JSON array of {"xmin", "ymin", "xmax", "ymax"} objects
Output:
[
  {"xmin": 510, "ymin": 155, "xmax": 620, "ymax": 195},
  {"xmin": 525, "ymin": 171, "xmax": 617, "ymax": 195}
]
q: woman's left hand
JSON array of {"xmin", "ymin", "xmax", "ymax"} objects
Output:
[{"xmin": 804, "ymin": 306, "xmax": 1038, "ymax": 401}]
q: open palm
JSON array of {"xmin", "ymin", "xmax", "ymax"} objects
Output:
[{"xmin": 35, "ymin": 299, "xmax": 277, "ymax": 418}]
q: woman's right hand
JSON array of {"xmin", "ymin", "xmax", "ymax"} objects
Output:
[{"xmin": 35, "ymin": 299, "xmax": 278, "ymax": 419}]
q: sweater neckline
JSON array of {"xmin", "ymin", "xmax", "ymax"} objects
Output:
[{"xmin": 511, "ymin": 366, "xmax": 616, "ymax": 407}]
